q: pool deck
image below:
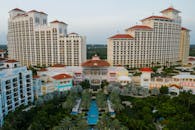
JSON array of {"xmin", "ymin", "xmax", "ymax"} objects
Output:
[{"xmin": 71, "ymin": 98, "xmax": 81, "ymax": 115}]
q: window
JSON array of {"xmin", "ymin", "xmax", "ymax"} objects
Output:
[
  {"xmin": 43, "ymin": 19, "xmax": 47, "ymax": 24},
  {"xmin": 35, "ymin": 17, "xmax": 40, "ymax": 24},
  {"xmin": 59, "ymin": 28, "xmax": 62, "ymax": 34}
]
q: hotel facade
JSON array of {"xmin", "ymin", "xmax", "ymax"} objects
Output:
[
  {"xmin": 0, "ymin": 60, "xmax": 34, "ymax": 126},
  {"xmin": 107, "ymin": 7, "xmax": 190, "ymax": 68},
  {"xmin": 7, "ymin": 8, "xmax": 86, "ymax": 67}
]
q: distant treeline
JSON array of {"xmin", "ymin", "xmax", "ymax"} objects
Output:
[
  {"xmin": 0, "ymin": 45, "xmax": 7, "ymax": 50},
  {"xmin": 190, "ymin": 45, "xmax": 195, "ymax": 56},
  {"xmin": 1, "ymin": 44, "xmax": 194, "ymax": 57},
  {"xmin": 87, "ymin": 44, "xmax": 107, "ymax": 59}
]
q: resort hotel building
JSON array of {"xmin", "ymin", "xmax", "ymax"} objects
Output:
[
  {"xmin": 140, "ymin": 68, "xmax": 195, "ymax": 94},
  {"xmin": 33, "ymin": 55, "xmax": 131, "ymax": 95},
  {"xmin": 0, "ymin": 60, "xmax": 34, "ymax": 126},
  {"xmin": 107, "ymin": 6, "xmax": 190, "ymax": 68},
  {"xmin": 7, "ymin": 8, "xmax": 86, "ymax": 67}
]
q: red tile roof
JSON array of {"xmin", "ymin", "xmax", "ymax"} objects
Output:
[
  {"xmin": 161, "ymin": 7, "xmax": 180, "ymax": 13},
  {"xmin": 33, "ymin": 75, "xmax": 40, "ymax": 79},
  {"xmin": 69, "ymin": 32, "xmax": 78, "ymax": 35},
  {"xmin": 0, "ymin": 50, "xmax": 6, "ymax": 52},
  {"xmin": 189, "ymin": 58, "xmax": 195, "ymax": 61},
  {"xmin": 181, "ymin": 27, "xmax": 190, "ymax": 31},
  {"xmin": 10, "ymin": 8, "xmax": 25, "ymax": 12},
  {"xmin": 75, "ymin": 72, "xmax": 81, "ymax": 74},
  {"xmin": 140, "ymin": 67, "xmax": 153, "ymax": 72},
  {"xmin": 109, "ymin": 34, "xmax": 133, "ymax": 39},
  {"xmin": 141, "ymin": 16, "xmax": 172, "ymax": 21},
  {"xmin": 82, "ymin": 56, "xmax": 110, "ymax": 67},
  {"xmin": 170, "ymin": 84, "xmax": 182, "ymax": 89},
  {"xmin": 52, "ymin": 64, "xmax": 65, "ymax": 67},
  {"xmin": 50, "ymin": 20, "xmax": 67, "ymax": 25},
  {"xmin": 52, "ymin": 74, "xmax": 72, "ymax": 80},
  {"xmin": 110, "ymin": 72, "xmax": 116, "ymax": 74},
  {"xmin": 28, "ymin": 10, "xmax": 47, "ymax": 15},
  {"xmin": 38, "ymin": 68, "xmax": 48, "ymax": 72},
  {"xmin": 5, "ymin": 59, "xmax": 18, "ymax": 63},
  {"xmin": 126, "ymin": 25, "xmax": 152, "ymax": 31}
]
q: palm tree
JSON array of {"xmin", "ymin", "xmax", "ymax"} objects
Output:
[
  {"xmin": 76, "ymin": 119, "xmax": 88, "ymax": 130},
  {"xmin": 35, "ymin": 97, "xmax": 44, "ymax": 106},
  {"xmin": 96, "ymin": 92, "xmax": 106, "ymax": 109},
  {"xmin": 52, "ymin": 116, "xmax": 72, "ymax": 130},
  {"xmin": 112, "ymin": 101, "xmax": 124, "ymax": 112},
  {"xmin": 150, "ymin": 88, "xmax": 160, "ymax": 96},
  {"xmin": 81, "ymin": 90, "xmax": 91, "ymax": 110},
  {"xmin": 110, "ymin": 119, "xmax": 121, "ymax": 130},
  {"xmin": 97, "ymin": 114, "xmax": 111, "ymax": 129}
]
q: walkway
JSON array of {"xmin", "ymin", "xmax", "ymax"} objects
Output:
[{"xmin": 71, "ymin": 98, "xmax": 81, "ymax": 115}]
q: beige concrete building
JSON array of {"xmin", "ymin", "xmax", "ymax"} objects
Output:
[
  {"xmin": 179, "ymin": 27, "xmax": 190, "ymax": 64},
  {"xmin": 7, "ymin": 8, "xmax": 86, "ymax": 66},
  {"xmin": 107, "ymin": 7, "xmax": 190, "ymax": 68}
]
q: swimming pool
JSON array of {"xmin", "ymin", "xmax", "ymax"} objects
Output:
[{"xmin": 87, "ymin": 100, "xmax": 99, "ymax": 125}]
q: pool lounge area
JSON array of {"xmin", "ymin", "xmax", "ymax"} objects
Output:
[{"xmin": 87, "ymin": 100, "xmax": 99, "ymax": 125}]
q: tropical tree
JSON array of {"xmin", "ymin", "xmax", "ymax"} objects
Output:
[
  {"xmin": 81, "ymin": 90, "xmax": 91, "ymax": 110},
  {"xmin": 160, "ymin": 86, "xmax": 169, "ymax": 94},
  {"xmin": 120, "ymin": 87, "xmax": 129, "ymax": 96},
  {"xmin": 110, "ymin": 119, "xmax": 121, "ymax": 130},
  {"xmin": 150, "ymin": 87, "xmax": 160, "ymax": 96},
  {"xmin": 96, "ymin": 92, "xmax": 106, "ymax": 109},
  {"xmin": 79, "ymin": 79, "xmax": 90, "ymax": 89},
  {"xmin": 97, "ymin": 114, "xmax": 111, "ymax": 129},
  {"xmin": 76, "ymin": 118, "xmax": 88, "ymax": 130},
  {"xmin": 110, "ymin": 91, "xmax": 124, "ymax": 112}
]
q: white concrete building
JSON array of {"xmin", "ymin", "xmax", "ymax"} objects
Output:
[
  {"xmin": 7, "ymin": 8, "xmax": 86, "ymax": 66},
  {"xmin": 108, "ymin": 7, "xmax": 190, "ymax": 68},
  {"xmin": 0, "ymin": 60, "xmax": 34, "ymax": 126},
  {"xmin": 34, "ymin": 56, "xmax": 131, "ymax": 95}
]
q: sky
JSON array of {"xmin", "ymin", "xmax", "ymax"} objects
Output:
[{"xmin": 0, "ymin": 0, "xmax": 194, "ymax": 45}]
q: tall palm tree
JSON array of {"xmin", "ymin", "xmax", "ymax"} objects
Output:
[
  {"xmin": 110, "ymin": 119, "xmax": 121, "ymax": 130},
  {"xmin": 97, "ymin": 114, "xmax": 111, "ymax": 129},
  {"xmin": 81, "ymin": 90, "xmax": 91, "ymax": 110},
  {"xmin": 96, "ymin": 92, "xmax": 106, "ymax": 109},
  {"xmin": 76, "ymin": 119, "xmax": 88, "ymax": 130}
]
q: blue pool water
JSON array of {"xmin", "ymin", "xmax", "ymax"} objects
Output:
[{"xmin": 87, "ymin": 100, "xmax": 99, "ymax": 125}]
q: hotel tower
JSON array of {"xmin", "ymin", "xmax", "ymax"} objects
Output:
[
  {"xmin": 7, "ymin": 8, "xmax": 86, "ymax": 66},
  {"xmin": 107, "ymin": 7, "xmax": 190, "ymax": 68}
]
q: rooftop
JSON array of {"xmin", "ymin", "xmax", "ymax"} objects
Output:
[
  {"xmin": 50, "ymin": 20, "xmax": 67, "ymax": 25},
  {"xmin": 52, "ymin": 73, "xmax": 72, "ymax": 80},
  {"xmin": 126, "ymin": 25, "xmax": 152, "ymax": 31},
  {"xmin": 33, "ymin": 75, "xmax": 40, "ymax": 79},
  {"xmin": 82, "ymin": 55, "xmax": 110, "ymax": 67},
  {"xmin": 5, "ymin": 59, "xmax": 19, "ymax": 63},
  {"xmin": 141, "ymin": 15, "xmax": 172, "ymax": 22},
  {"xmin": 38, "ymin": 68, "xmax": 48, "ymax": 72},
  {"xmin": 161, "ymin": 7, "xmax": 181, "ymax": 13},
  {"xmin": 182, "ymin": 27, "xmax": 191, "ymax": 31},
  {"xmin": 10, "ymin": 8, "xmax": 25, "ymax": 12},
  {"xmin": 52, "ymin": 64, "xmax": 66, "ymax": 68},
  {"xmin": 28, "ymin": 10, "xmax": 47, "ymax": 15},
  {"xmin": 140, "ymin": 67, "xmax": 153, "ymax": 72},
  {"xmin": 0, "ymin": 50, "xmax": 6, "ymax": 52},
  {"xmin": 109, "ymin": 34, "xmax": 133, "ymax": 39}
]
